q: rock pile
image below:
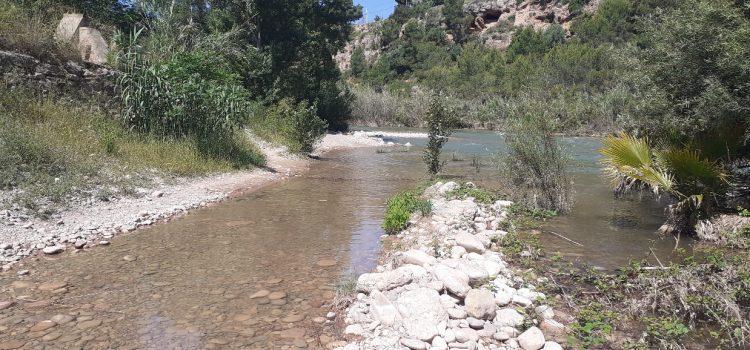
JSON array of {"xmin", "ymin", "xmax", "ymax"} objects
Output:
[{"xmin": 338, "ymin": 181, "xmax": 564, "ymax": 350}]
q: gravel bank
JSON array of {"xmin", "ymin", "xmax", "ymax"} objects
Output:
[
  {"xmin": 0, "ymin": 132, "xmax": 389, "ymax": 269},
  {"xmin": 337, "ymin": 181, "xmax": 566, "ymax": 350}
]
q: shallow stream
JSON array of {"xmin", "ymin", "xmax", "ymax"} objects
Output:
[{"xmin": 0, "ymin": 129, "xmax": 683, "ymax": 349}]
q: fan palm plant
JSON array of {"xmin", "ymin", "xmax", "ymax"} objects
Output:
[{"xmin": 599, "ymin": 132, "xmax": 727, "ymax": 238}]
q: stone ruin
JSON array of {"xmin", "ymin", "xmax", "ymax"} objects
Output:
[{"xmin": 54, "ymin": 13, "xmax": 109, "ymax": 65}]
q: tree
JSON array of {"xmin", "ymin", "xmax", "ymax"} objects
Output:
[
  {"xmin": 350, "ymin": 46, "xmax": 366, "ymax": 76},
  {"xmin": 423, "ymin": 96, "xmax": 453, "ymax": 177}
]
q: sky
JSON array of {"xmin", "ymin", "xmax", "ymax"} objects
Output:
[{"xmin": 354, "ymin": 0, "xmax": 396, "ymax": 22}]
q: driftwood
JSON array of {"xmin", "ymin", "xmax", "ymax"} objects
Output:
[{"xmin": 547, "ymin": 231, "xmax": 584, "ymax": 247}]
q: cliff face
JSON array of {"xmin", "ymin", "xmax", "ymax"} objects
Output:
[
  {"xmin": 465, "ymin": 0, "xmax": 577, "ymax": 49},
  {"xmin": 337, "ymin": 0, "xmax": 599, "ymax": 70},
  {"xmin": 335, "ymin": 23, "xmax": 383, "ymax": 72}
]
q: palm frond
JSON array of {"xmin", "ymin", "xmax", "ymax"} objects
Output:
[
  {"xmin": 656, "ymin": 148, "xmax": 727, "ymax": 190},
  {"xmin": 599, "ymin": 132, "xmax": 674, "ymax": 194}
]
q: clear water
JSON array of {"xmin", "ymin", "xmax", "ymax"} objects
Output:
[{"xmin": 0, "ymin": 129, "xmax": 681, "ymax": 349}]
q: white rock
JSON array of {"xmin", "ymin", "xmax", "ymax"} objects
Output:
[
  {"xmin": 432, "ymin": 265, "xmax": 471, "ymax": 298},
  {"xmin": 454, "ymin": 328, "xmax": 479, "ymax": 342},
  {"xmin": 376, "ymin": 264, "xmax": 427, "ymax": 291},
  {"xmin": 495, "ymin": 291, "xmax": 512, "ymax": 306},
  {"xmin": 402, "ymin": 250, "xmax": 437, "ymax": 267},
  {"xmin": 151, "ymin": 190, "xmax": 164, "ymax": 198},
  {"xmin": 432, "ymin": 336, "xmax": 448, "ymax": 350},
  {"xmin": 455, "ymin": 232, "xmax": 486, "ymax": 254},
  {"xmin": 370, "ymin": 290, "xmax": 400, "ymax": 326},
  {"xmin": 344, "ymin": 324, "xmax": 364, "ymax": 335},
  {"xmin": 400, "ymin": 338, "xmax": 428, "ymax": 350},
  {"xmin": 356, "ymin": 272, "xmax": 385, "ymax": 293},
  {"xmin": 542, "ymin": 341, "xmax": 563, "ymax": 350},
  {"xmin": 494, "ymin": 308, "xmax": 524, "ymax": 327},
  {"xmin": 451, "ymin": 246, "xmax": 467, "ymax": 259},
  {"xmin": 535, "ymin": 305, "xmax": 555, "ymax": 320},
  {"xmin": 464, "ymin": 289, "xmax": 496, "ymax": 320},
  {"xmin": 512, "ymin": 294, "xmax": 533, "ymax": 307},
  {"xmin": 517, "ymin": 326, "xmax": 545, "ymax": 350},
  {"xmin": 447, "ymin": 307, "xmax": 467, "ymax": 320},
  {"xmin": 42, "ymin": 245, "xmax": 64, "ymax": 255},
  {"xmin": 396, "ymin": 288, "xmax": 448, "ymax": 341}
]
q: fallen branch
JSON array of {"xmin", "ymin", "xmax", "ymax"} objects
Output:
[
  {"xmin": 650, "ymin": 248, "xmax": 665, "ymax": 268},
  {"xmin": 547, "ymin": 231, "xmax": 584, "ymax": 247}
]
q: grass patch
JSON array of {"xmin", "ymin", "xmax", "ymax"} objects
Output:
[
  {"xmin": 446, "ymin": 183, "xmax": 498, "ymax": 204},
  {"xmin": 382, "ymin": 190, "xmax": 432, "ymax": 234},
  {"xmin": 0, "ymin": 87, "xmax": 265, "ymax": 215}
]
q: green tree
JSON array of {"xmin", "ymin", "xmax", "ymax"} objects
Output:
[
  {"xmin": 350, "ymin": 46, "xmax": 366, "ymax": 76},
  {"xmin": 423, "ymin": 96, "xmax": 453, "ymax": 177}
]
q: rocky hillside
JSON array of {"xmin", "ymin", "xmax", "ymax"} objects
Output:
[{"xmin": 337, "ymin": 0, "xmax": 599, "ymax": 70}]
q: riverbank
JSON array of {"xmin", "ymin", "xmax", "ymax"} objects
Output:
[
  {"xmin": 337, "ymin": 181, "xmax": 565, "ymax": 350},
  {"xmin": 0, "ymin": 132, "xmax": 389, "ymax": 270}
]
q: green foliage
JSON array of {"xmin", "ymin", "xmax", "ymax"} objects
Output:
[
  {"xmin": 503, "ymin": 113, "xmax": 573, "ymax": 213},
  {"xmin": 350, "ymin": 46, "xmax": 366, "ymax": 76},
  {"xmin": 446, "ymin": 183, "xmax": 497, "ymax": 204},
  {"xmin": 0, "ymin": 0, "xmax": 79, "ymax": 62},
  {"xmin": 569, "ymin": 303, "xmax": 615, "ymax": 348},
  {"xmin": 631, "ymin": 0, "xmax": 750, "ymax": 145},
  {"xmin": 572, "ymin": 0, "xmax": 633, "ymax": 45},
  {"xmin": 506, "ymin": 25, "xmax": 565, "ymax": 61},
  {"xmin": 644, "ymin": 316, "xmax": 690, "ymax": 346},
  {"xmin": 382, "ymin": 190, "xmax": 432, "ymax": 234},
  {"xmin": 423, "ymin": 96, "xmax": 454, "ymax": 177},
  {"xmin": 253, "ymin": 98, "xmax": 327, "ymax": 153}
]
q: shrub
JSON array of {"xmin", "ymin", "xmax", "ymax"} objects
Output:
[
  {"xmin": 502, "ymin": 112, "xmax": 573, "ymax": 213},
  {"xmin": 0, "ymin": 0, "xmax": 78, "ymax": 62},
  {"xmin": 118, "ymin": 47, "xmax": 250, "ymax": 141},
  {"xmin": 382, "ymin": 190, "xmax": 432, "ymax": 234},
  {"xmin": 253, "ymin": 98, "xmax": 327, "ymax": 154},
  {"xmin": 424, "ymin": 96, "xmax": 454, "ymax": 177}
]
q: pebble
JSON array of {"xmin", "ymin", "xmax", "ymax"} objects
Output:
[
  {"xmin": 123, "ymin": 255, "xmax": 137, "ymax": 262},
  {"xmin": 268, "ymin": 291, "xmax": 287, "ymax": 300},
  {"xmin": 250, "ymin": 290, "xmax": 270, "ymax": 299},
  {"xmin": 42, "ymin": 245, "xmax": 64, "ymax": 255},
  {"xmin": 316, "ymin": 259, "xmax": 337, "ymax": 267},
  {"xmin": 16, "ymin": 270, "xmax": 29, "ymax": 276},
  {"xmin": 29, "ymin": 320, "xmax": 56, "ymax": 332}
]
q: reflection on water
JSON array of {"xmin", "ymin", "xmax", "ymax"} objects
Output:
[{"xmin": 0, "ymin": 130, "xmax": 682, "ymax": 349}]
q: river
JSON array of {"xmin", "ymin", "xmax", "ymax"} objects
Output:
[{"xmin": 0, "ymin": 129, "xmax": 681, "ymax": 349}]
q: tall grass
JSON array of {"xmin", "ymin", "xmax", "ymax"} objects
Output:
[
  {"xmin": 0, "ymin": 86, "xmax": 264, "ymax": 215},
  {"xmin": 0, "ymin": 0, "xmax": 78, "ymax": 62}
]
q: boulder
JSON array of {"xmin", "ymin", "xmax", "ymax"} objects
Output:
[
  {"xmin": 432, "ymin": 265, "xmax": 470, "ymax": 298},
  {"xmin": 376, "ymin": 264, "xmax": 427, "ymax": 291},
  {"xmin": 396, "ymin": 288, "xmax": 448, "ymax": 341},
  {"xmin": 543, "ymin": 341, "xmax": 563, "ymax": 350},
  {"xmin": 402, "ymin": 250, "xmax": 437, "ymax": 267},
  {"xmin": 517, "ymin": 326, "xmax": 545, "ymax": 350},
  {"xmin": 455, "ymin": 232, "xmax": 486, "ymax": 253},
  {"xmin": 464, "ymin": 289, "xmax": 496, "ymax": 320},
  {"xmin": 454, "ymin": 327, "xmax": 479, "ymax": 342},
  {"xmin": 400, "ymin": 338, "xmax": 429, "ymax": 350},
  {"xmin": 494, "ymin": 308, "xmax": 524, "ymax": 327},
  {"xmin": 370, "ymin": 290, "xmax": 400, "ymax": 326}
]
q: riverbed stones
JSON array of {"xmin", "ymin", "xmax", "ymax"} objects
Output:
[
  {"xmin": 42, "ymin": 245, "xmax": 64, "ymax": 254},
  {"xmin": 370, "ymin": 290, "xmax": 399, "ymax": 326},
  {"xmin": 339, "ymin": 182, "xmax": 561, "ymax": 350},
  {"xmin": 38, "ymin": 280, "xmax": 68, "ymax": 291},
  {"xmin": 401, "ymin": 249, "xmax": 437, "ymax": 267},
  {"xmin": 29, "ymin": 320, "xmax": 56, "ymax": 332},
  {"xmin": 454, "ymin": 232, "xmax": 485, "ymax": 253},
  {"xmin": 396, "ymin": 288, "xmax": 447, "ymax": 341},
  {"xmin": 400, "ymin": 338, "xmax": 429, "ymax": 349},
  {"xmin": 518, "ymin": 326, "xmax": 545, "ymax": 350},
  {"xmin": 495, "ymin": 308, "xmax": 524, "ymax": 327},
  {"xmin": 0, "ymin": 300, "xmax": 15, "ymax": 310},
  {"xmin": 0, "ymin": 340, "xmax": 25, "ymax": 350},
  {"xmin": 465, "ymin": 289, "xmax": 496, "ymax": 320},
  {"xmin": 76, "ymin": 319, "xmax": 102, "ymax": 329},
  {"xmin": 432, "ymin": 264, "xmax": 470, "ymax": 298},
  {"xmin": 267, "ymin": 291, "xmax": 287, "ymax": 300},
  {"xmin": 249, "ymin": 290, "xmax": 270, "ymax": 299},
  {"xmin": 316, "ymin": 259, "xmax": 337, "ymax": 267}
]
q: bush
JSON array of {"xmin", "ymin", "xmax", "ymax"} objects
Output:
[
  {"xmin": 118, "ymin": 48, "xmax": 250, "ymax": 141},
  {"xmin": 382, "ymin": 190, "xmax": 432, "ymax": 234},
  {"xmin": 253, "ymin": 98, "xmax": 327, "ymax": 153},
  {"xmin": 0, "ymin": 0, "xmax": 78, "ymax": 62},
  {"xmin": 502, "ymin": 112, "xmax": 573, "ymax": 213},
  {"xmin": 423, "ymin": 96, "xmax": 454, "ymax": 177}
]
